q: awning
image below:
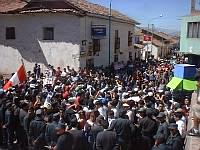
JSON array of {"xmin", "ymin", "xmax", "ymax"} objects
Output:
[
  {"xmin": 167, "ymin": 77, "xmax": 182, "ymax": 90},
  {"xmin": 167, "ymin": 77, "xmax": 197, "ymax": 91}
]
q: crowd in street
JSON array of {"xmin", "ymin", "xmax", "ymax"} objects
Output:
[{"xmin": 0, "ymin": 56, "xmax": 191, "ymax": 150}]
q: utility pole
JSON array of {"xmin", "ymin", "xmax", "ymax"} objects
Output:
[{"xmin": 108, "ymin": 0, "xmax": 112, "ymax": 67}]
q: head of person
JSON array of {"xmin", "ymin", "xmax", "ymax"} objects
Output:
[
  {"xmin": 53, "ymin": 112, "xmax": 60, "ymax": 122},
  {"xmin": 107, "ymin": 110, "xmax": 114, "ymax": 119},
  {"xmin": 56, "ymin": 123, "xmax": 66, "ymax": 135},
  {"xmin": 35, "ymin": 109, "xmax": 43, "ymax": 117},
  {"xmin": 168, "ymin": 123, "xmax": 179, "ymax": 136},
  {"xmin": 174, "ymin": 111, "xmax": 183, "ymax": 121},
  {"xmin": 89, "ymin": 111, "xmax": 96, "ymax": 122},
  {"xmin": 156, "ymin": 112, "xmax": 166, "ymax": 123},
  {"xmin": 184, "ymin": 98, "xmax": 190, "ymax": 106},
  {"xmin": 70, "ymin": 117, "xmax": 78, "ymax": 128},
  {"xmin": 137, "ymin": 108, "xmax": 146, "ymax": 118},
  {"xmin": 158, "ymin": 103, "xmax": 165, "ymax": 112}
]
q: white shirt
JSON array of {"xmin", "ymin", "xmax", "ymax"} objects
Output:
[{"xmin": 176, "ymin": 119, "xmax": 186, "ymax": 138}]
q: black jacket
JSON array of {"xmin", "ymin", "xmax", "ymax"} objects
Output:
[
  {"xmin": 29, "ymin": 116, "xmax": 46, "ymax": 144},
  {"xmin": 96, "ymin": 130, "xmax": 119, "ymax": 150},
  {"xmin": 151, "ymin": 144, "xmax": 170, "ymax": 150},
  {"xmin": 166, "ymin": 133, "xmax": 183, "ymax": 150},
  {"xmin": 108, "ymin": 118, "xmax": 134, "ymax": 143},
  {"xmin": 45, "ymin": 121, "xmax": 59, "ymax": 146},
  {"xmin": 156, "ymin": 122, "xmax": 169, "ymax": 141},
  {"xmin": 139, "ymin": 116, "xmax": 157, "ymax": 137},
  {"xmin": 4, "ymin": 109, "xmax": 15, "ymax": 128},
  {"xmin": 69, "ymin": 129, "xmax": 87, "ymax": 150}
]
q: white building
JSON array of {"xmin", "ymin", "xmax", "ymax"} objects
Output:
[{"xmin": 0, "ymin": 0, "xmax": 139, "ymax": 73}]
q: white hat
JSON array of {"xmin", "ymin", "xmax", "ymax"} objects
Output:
[
  {"xmin": 123, "ymin": 103, "xmax": 130, "ymax": 107},
  {"xmin": 148, "ymin": 92, "xmax": 154, "ymax": 97},
  {"xmin": 134, "ymin": 88, "xmax": 139, "ymax": 92}
]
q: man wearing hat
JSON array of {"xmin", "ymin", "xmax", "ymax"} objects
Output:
[
  {"xmin": 166, "ymin": 123, "xmax": 183, "ymax": 150},
  {"xmin": 29, "ymin": 109, "xmax": 46, "ymax": 150},
  {"xmin": 138, "ymin": 109, "xmax": 157, "ymax": 150},
  {"xmin": 45, "ymin": 113, "xmax": 59, "ymax": 148},
  {"xmin": 53, "ymin": 123, "xmax": 73, "ymax": 150},
  {"xmin": 108, "ymin": 110, "xmax": 135, "ymax": 150},
  {"xmin": 156, "ymin": 112, "xmax": 169, "ymax": 141}
]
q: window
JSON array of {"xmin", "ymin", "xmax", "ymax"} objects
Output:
[
  {"xmin": 6, "ymin": 27, "xmax": 15, "ymax": 39},
  {"xmin": 114, "ymin": 30, "xmax": 120, "ymax": 53},
  {"xmin": 128, "ymin": 31, "xmax": 132, "ymax": 46},
  {"xmin": 187, "ymin": 22, "xmax": 200, "ymax": 38},
  {"xmin": 115, "ymin": 30, "xmax": 119, "ymax": 38},
  {"xmin": 129, "ymin": 52, "xmax": 132, "ymax": 59},
  {"xmin": 114, "ymin": 54, "xmax": 118, "ymax": 62},
  {"xmin": 43, "ymin": 27, "xmax": 54, "ymax": 40},
  {"xmin": 93, "ymin": 39, "xmax": 100, "ymax": 52}
]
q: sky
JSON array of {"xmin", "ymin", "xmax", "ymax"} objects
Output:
[{"xmin": 88, "ymin": 0, "xmax": 193, "ymax": 32}]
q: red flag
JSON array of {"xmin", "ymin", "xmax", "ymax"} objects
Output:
[{"xmin": 3, "ymin": 65, "xmax": 26, "ymax": 90}]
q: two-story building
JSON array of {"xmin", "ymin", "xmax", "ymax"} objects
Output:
[
  {"xmin": 180, "ymin": 0, "xmax": 200, "ymax": 66},
  {"xmin": 0, "ymin": 0, "xmax": 139, "ymax": 73},
  {"xmin": 140, "ymin": 28, "xmax": 177, "ymax": 60}
]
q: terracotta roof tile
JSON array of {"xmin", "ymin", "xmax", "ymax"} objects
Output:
[
  {"xmin": 67, "ymin": 0, "xmax": 138, "ymax": 24},
  {"xmin": 0, "ymin": 0, "xmax": 27, "ymax": 13},
  {"xmin": 0, "ymin": 0, "xmax": 138, "ymax": 24}
]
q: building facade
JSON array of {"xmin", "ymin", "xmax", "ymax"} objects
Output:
[
  {"xmin": 180, "ymin": 0, "xmax": 200, "ymax": 66},
  {"xmin": 0, "ymin": 0, "xmax": 139, "ymax": 73}
]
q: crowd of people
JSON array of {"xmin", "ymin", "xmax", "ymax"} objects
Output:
[{"xmin": 0, "ymin": 57, "xmax": 193, "ymax": 150}]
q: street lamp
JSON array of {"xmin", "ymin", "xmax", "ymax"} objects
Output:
[
  {"xmin": 147, "ymin": 14, "xmax": 163, "ymax": 58},
  {"xmin": 108, "ymin": 0, "xmax": 113, "ymax": 67}
]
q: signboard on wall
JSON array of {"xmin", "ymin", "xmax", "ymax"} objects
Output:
[{"xmin": 91, "ymin": 25, "xmax": 106, "ymax": 39}]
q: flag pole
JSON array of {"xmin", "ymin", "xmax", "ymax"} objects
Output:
[
  {"xmin": 21, "ymin": 59, "xmax": 25, "ymax": 66},
  {"xmin": 20, "ymin": 58, "xmax": 27, "ymax": 79}
]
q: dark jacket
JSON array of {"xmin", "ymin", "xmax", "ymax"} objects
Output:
[
  {"xmin": 23, "ymin": 113, "xmax": 34, "ymax": 133},
  {"xmin": 96, "ymin": 130, "xmax": 119, "ymax": 150},
  {"xmin": 151, "ymin": 144, "xmax": 170, "ymax": 150},
  {"xmin": 4, "ymin": 109, "xmax": 15, "ymax": 128},
  {"xmin": 108, "ymin": 118, "xmax": 134, "ymax": 143},
  {"xmin": 45, "ymin": 121, "xmax": 58, "ymax": 146},
  {"xmin": 139, "ymin": 116, "xmax": 157, "ymax": 137},
  {"xmin": 69, "ymin": 129, "xmax": 87, "ymax": 150},
  {"xmin": 56, "ymin": 132, "xmax": 73, "ymax": 150},
  {"xmin": 29, "ymin": 116, "xmax": 46, "ymax": 144},
  {"xmin": 19, "ymin": 109, "xmax": 27, "ymax": 127},
  {"xmin": 166, "ymin": 133, "xmax": 183, "ymax": 150},
  {"xmin": 156, "ymin": 122, "xmax": 169, "ymax": 141}
]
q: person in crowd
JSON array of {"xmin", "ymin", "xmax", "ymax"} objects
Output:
[
  {"xmin": 156, "ymin": 112, "xmax": 169, "ymax": 141},
  {"xmin": 45, "ymin": 113, "xmax": 59, "ymax": 148},
  {"xmin": 152, "ymin": 134, "xmax": 170, "ymax": 150},
  {"xmin": 68, "ymin": 117, "xmax": 87, "ymax": 150},
  {"xmin": 166, "ymin": 123, "xmax": 183, "ymax": 150},
  {"xmin": 52, "ymin": 123, "xmax": 73, "ymax": 150},
  {"xmin": 96, "ymin": 122, "xmax": 119, "ymax": 150},
  {"xmin": 29, "ymin": 109, "xmax": 46, "ymax": 150},
  {"xmin": 0, "ymin": 57, "xmax": 188, "ymax": 150},
  {"xmin": 108, "ymin": 110, "xmax": 135, "ymax": 150},
  {"xmin": 138, "ymin": 109, "xmax": 158, "ymax": 149}
]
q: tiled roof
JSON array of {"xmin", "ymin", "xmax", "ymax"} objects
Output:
[
  {"xmin": 0, "ymin": 0, "xmax": 27, "ymax": 13},
  {"xmin": 0, "ymin": 0, "xmax": 138, "ymax": 24},
  {"xmin": 67, "ymin": 0, "xmax": 138, "ymax": 24}
]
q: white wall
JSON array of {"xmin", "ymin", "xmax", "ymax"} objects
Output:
[
  {"xmin": 80, "ymin": 16, "xmax": 136, "ymax": 67},
  {"xmin": 0, "ymin": 13, "xmax": 80, "ymax": 73},
  {"xmin": 143, "ymin": 44, "xmax": 159, "ymax": 59},
  {"xmin": 0, "ymin": 13, "xmax": 137, "ymax": 74}
]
